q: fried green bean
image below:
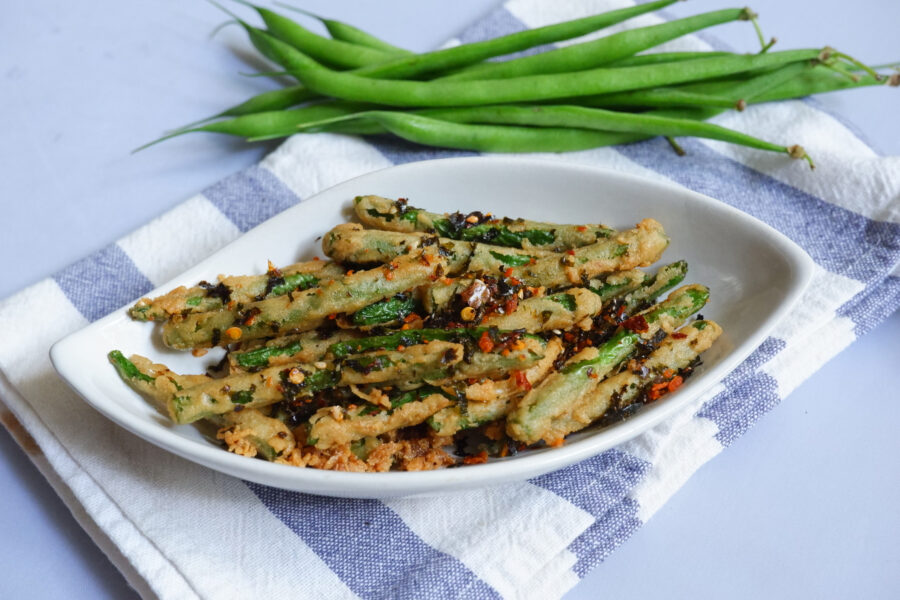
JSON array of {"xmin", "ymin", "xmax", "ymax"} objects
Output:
[
  {"xmin": 215, "ymin": 407, "xmax": 296, "ymax": 461},
  {"xmin": 161, "ymin": 248, "xmax": 448, "ymax": 349},
  {"xmin": 308, "ymin": 388, "xmax": 453, "ymax": 449},
  {"xmin": 354, "ymin": 195, "xmax": 614, "ymax": 250},
  {"xmin": 620, "ymin": 260, "xmax": 688, "ymax": 312},
  {"xmin": 534, "ymin": 320, "xmax": 722, "ymax": 444},
  {"xmin": 506, "ymin": 284, "xmax": 708, "ymax": 444},
  {"xmin": 322, "ymin": 222, "xmax": 474, "ymax": 271},
  {"xmin": 468, "ymin": 218, "xmax": 669, "ymax": 288},
  {"xmin": 228, "ymin": 328, "xmax": 359, "ymax": 371},
  {"xmin": 481, "ymin": 288, "xmax": 602, "ymax": 333},
  {"xmin": 588, "ymin": 269, "xmax": 648, "ymax": 302},
  {"xmin": 129, "ymin": 259, "xmax": 344, "ymax": 321},
  {"xmin": 427, "ymin": 338, "xmax": 564, "ymax": 436}
]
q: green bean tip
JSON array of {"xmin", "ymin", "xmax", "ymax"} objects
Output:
[{"xmin": 788, "ymin": 145, "xmax": 815, "ymax": 170}]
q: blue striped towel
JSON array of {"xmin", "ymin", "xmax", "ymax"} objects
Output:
[{"xmin": 1, "ymin": 1, "xmax": 898, "ymax": 598}]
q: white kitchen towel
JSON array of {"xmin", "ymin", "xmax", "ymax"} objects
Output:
[{"xmin": 1, "ymin": 0, "xmax": 899, "ymax": 598}]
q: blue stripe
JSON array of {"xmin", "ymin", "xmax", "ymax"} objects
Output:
[
  {"xmin": 53, "ymin": 244, "xmax": 154, "ymax": 322},
  {"xmin": 836, "ymin": 274, "xmax": 900, "ymax": 336},
  {"xmin": 456, "ymin": 7, "xmax": 554, "ymax": 61},
  {"xmin": 202, "ymin": 165, "xmax": 301, "ymax": 232},
  {"xmin": 615, "ymin": 137, "xmax": 900, "ymax": 285},
  {"xmin": 246, "ymin": 484, "xmax": 500, "ymax": 600},
  {"xmin": 369, "ymin": 136, "xmax": 478, "ymax": 165},
  {"xmin": 696, "ymin": 337, "xmax": 786, "ymax": 446},
  {"xmin": 531, "ymin": 449, "xmax": 649, "ymax": 575}
]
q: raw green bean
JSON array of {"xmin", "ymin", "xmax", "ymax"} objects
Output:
[
  {"xmin": 234, "ymin": 1, "xmax": 399, "ymax": 69},
  {"xmin": 136, "ymin": 102, "xmax": 370, "ymax": 151},
  {"xmin": 574, "ymin": 88, "xmax": 739, "ymax": 110},
  {"xmin": 303, "ymin": 111, "xmax": 646, "ymax": 153},
  {"xmin": 273, "ymin": 2, "xmax": 412, "ymax": 55},
  {"xmin": 440, "ymin": 9, "xmax": 753, "ymax": 81},
  {"xmin": 200, "ymin": 0, "xmax": 679, "ymax": 123},
  {"xmin": 605, "ymin": 51, "xmax": 733, "ymax": 68},
  {"xmin": 248, "ymin": 27, "xmax": 821, "ymax": 107},
  {"xmin": 413, "ymin": 105, "xmax": 812, "ymax": 165},
  {"xmin": 312, "ymin": 0, "xmax": 682, "ymax": 80}
]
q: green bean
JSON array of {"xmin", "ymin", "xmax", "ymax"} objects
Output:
[
  {"xmin": 412, "ymin": 105, "xmax": 813, "ymax": 166},
  {"xmin": 228, "ymin": 329, "xmax": 358, "ymax": 371},
  {"xmin": 605, "ymin": 51, "xmax": 733, "ymax": 68},
  {"xmin": 588, "ymin": 269, "xmax": 648, "ymax": 302},
  {"xmin": 136, "ymin": 102, "xmax": 371, "ymax": 151},
  {"xmin": 527, "ymin": 320, "xmax": 723, "ymax": 444},
  {"xmin": 316, "ymin": 0, "xmax": 682, "ymax": 80},
  {"xmin": 273, "ymin": 2, "xmax": 412, "ymax": 55},
  {"xmin": 322, "ymin": 223, "xmax": 476, "ymax": 272},
  {"xmin": 128, "ymin": 260, "xmax": 345, "ymax": 321},
  {"xmin": 249, "ymin": 27, "xmax": 821, "ymax": 107},
  {"xmin": 440, "ymin": 9, "xmax": 753, "ymax": 81},
  {"xmin": 351, "ymin": 294, "xmax": 418, "ymax": 327},
  {"xmin": 574, "ymin": 88, "xmax": 739, "ymax": 110},
  {"xmin": 354, "ymin": 195, "xmax": 614, "ymax": 250},
  {"xmin": 161, "ymin": 249, "xmax": 448, "ymax": 349},
  {"xmin": 308, "ymin": 389, "xmax": 452, "ymax": 449},
  {"xmin": 482, "ymin": 288, "xmax": 603, "ymax": 333},
  {"xmin": 621, "ymin": 260, "xmax": 688, "ymax": 312},
  {"xmin": 507, "ymin": 285, "xmax": 708, "ymax": 444},
  {"xmin": 200, "ymin": 0, "xmax": 679, "ymax": 123},
  {"xmin": 304, "ymin": 111, "xmax": 648, "ymax": 152},
  {"xmin": 329, "ymin": 327, "xmax": 541, "ymax": 358},
  {"xmin": 233, "ymin": 1, "xmax": 398, "ymax": 69}
]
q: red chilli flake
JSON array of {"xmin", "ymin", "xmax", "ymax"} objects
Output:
[
  {"xmin": 514, "ymin": 370, "xmax": 532, "ymax": 391},
  {"xmin": 478, "ymin": 330, "xmax": 495, "ymax": 353},
  {"xmin": 621, "ymin": 314, "xmax": 649, "ymax": 333},
  {"xmin": 462, "ymin": 451, "xmax": 489, "ymax": 465},
  {"xmin": 503, "ymin": 267, "xmax": 514, "ymax": 278},
  {"xmin": 576, "ymin": 225, "xmax": 588, "ymax": 232},
  {"xmin": 565, "ymin": 249, "xmax": 575, "ymax": 256},
  {"xmin": 504, "ymin": 298, "xmax": 518, "ymax": 315},
  {"xmin": 672, "ymin": 332, "xmax": 687, "ymax": 339}
]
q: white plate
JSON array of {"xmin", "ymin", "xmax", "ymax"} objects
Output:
[{"xmin": 50, "ymin": 157, "xmax": 814, "ymax": 498}]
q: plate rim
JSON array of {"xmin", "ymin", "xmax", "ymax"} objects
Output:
[{"xmin": 50, "ymin": 156, "xmax": 816, "ymax": 498}]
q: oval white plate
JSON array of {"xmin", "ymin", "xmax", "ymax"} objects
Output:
[{"xmin": 50, "ymin": 157, "xmax": 813, "ymax": 498}]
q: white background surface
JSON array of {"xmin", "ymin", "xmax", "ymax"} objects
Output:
[{"xmin": 1, "ymin": 1, "xmax": 898, "ymax": 598}]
